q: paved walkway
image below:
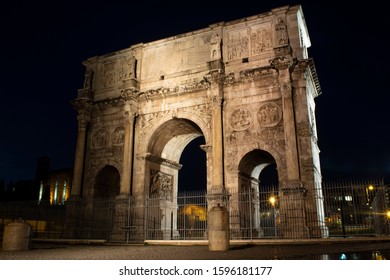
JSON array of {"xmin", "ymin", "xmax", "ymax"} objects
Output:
[{"xmin": 1, "ymin": 238, "xmax": 390, "ymax": 260}]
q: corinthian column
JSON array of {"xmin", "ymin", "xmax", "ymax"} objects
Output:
[
  {"xmin": 119, "ymin": 89, "xmax": 139, "ymax": 196},
  {"xmin": 119, "ymin": 103, "xmax": 136, "ymax": 195},
  {"xmin": 71, "ymin": 97, "xmax": 91, "ymax": 197},
  {"xmin": 205, "ymin": 69, "xmax": 225, "ymax": 198},
  {"xmin": 271, "ymin": 57, "xmax": 300, "ymax": 181},
  {"xmin": 211, "ymin": 94, "xmax": 224, "ymax": 190}
]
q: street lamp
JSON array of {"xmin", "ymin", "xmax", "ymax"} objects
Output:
[
  {"xmin": 366, "ymin": 185, "xmax": 375, "ymax": 204},
  {"xmin": 269, "ymin": 195, "xmax": 277, "ymax": 237}
]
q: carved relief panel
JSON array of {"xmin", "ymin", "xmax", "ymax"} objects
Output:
[
  {"xmin": 150, "ymin": 170, "xmax": 173, "ymax": 201},
  {"xmin": 226, "ymin": 23, "xmax": 272, "ymax": 61},
  {"xmin": 99, "ymin": 54, "xmax": 137, "ymax": 89}
]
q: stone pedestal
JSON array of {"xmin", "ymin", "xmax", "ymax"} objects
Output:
[
  {"xmin": 208, "ymin": 204, "xmax": 229, "ymax": 251},
  {"xmin": 2, "ymin": 220, "xmax": 31, "ymax": 251}
]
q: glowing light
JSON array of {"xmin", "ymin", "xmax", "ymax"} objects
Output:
[
  {"xmin": 269, "ymin": 195, "xmax": 277, "ymax": 206},
  {"xmin": 339, "ymin": 253, "xmax": 347, "ymax": 260},
  {"xmin": 368, "ymin": 185, "xmax": 374, "ymax": 191},
  {"xmin": 386, "ymin": 210, "xmax": 390, "ymax": 219}
]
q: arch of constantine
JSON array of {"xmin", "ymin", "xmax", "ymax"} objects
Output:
[{"xmin": 69, "ymin": 5, "xmax": 328, "ymax": 241}]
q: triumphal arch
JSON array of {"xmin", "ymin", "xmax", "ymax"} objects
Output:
[{"xmin": 70, "ymin": 5, "xmax": 328, "ymax": 241}]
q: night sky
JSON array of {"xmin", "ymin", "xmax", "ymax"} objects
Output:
[{"xmin": 1, "ymin": 0, "xmax": 389, "ymax": 185}]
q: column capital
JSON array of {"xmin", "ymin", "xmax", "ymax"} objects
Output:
[
  {"xmin": 72, "ymin": 97, "xmax": 92, "ymax": 130},
  {"xmin": 269, "ymin": 56, "xmax": 296, "ymax": 72}
]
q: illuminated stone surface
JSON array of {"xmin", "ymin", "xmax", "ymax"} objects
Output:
[{"xmin": 70, "ymin": 5, "xmax": 327, "ymax": 241}]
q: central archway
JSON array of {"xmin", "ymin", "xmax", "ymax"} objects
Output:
[{"xmin": 145, "ymin": 118, "xmax": 207, "ymax": 240}]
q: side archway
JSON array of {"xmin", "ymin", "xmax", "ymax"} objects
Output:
[
  {"xmin": 94, "ymin": 165, "xmax": 120, "ymax": 199},
  {"xmin": 237, "ymin": 149, "xmax": 279, "ymax": 238}
]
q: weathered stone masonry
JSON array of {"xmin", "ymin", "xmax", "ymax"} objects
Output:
[{"xmin": 70, "ymin": 5, "xmax": 328, "ymax": 240}]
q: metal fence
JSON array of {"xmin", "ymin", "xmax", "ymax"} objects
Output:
[{"xmin": 1, "ymin": 180, "xmax": 389, "ymax": 243}]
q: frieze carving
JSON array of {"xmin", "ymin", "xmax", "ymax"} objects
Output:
[
  {"xmin": 179, "ymin": 104, "xmax": 211, "ymax": 118},
  {"xmin": 139, "ymin": 79, "xmax": 210, "ymax": 101},
  {"xmin": 101, "ymin": 61, "xmax": 117, "ymax": 88},
  {"xmin": 121, "ymin": 88, "xmax": 140, "ymax": 101},
  {"xmin": 250, "ymin": 26, "xmax": 272, "ymax": 55},
  {"xmin": 226, "ymin": 124, "xmax": 285, "ymax": 155},
  {"xmin": 227, "ymin": 31, "xmax": 249, "ymax": 60},
  {"xmin": 100, "ymin": 54, "xmax": 137, "ymax": 89},
  {"xmin": 150, "ymin": 170, "xmax": 173, "ymax": 201},
  {"xmin": 224, "ymin": 67, "xmax": 277, "ymax": 86},
  {"xmin": 227, "ymin": 24, "xmax": 272, "ymax": 61},
  {"xmin": 119, "ymin": 54, "xmax": 136, "ymax": 80},
  {"xmin": 257, "ymin": 102, "xmax": 282, "ymax": 127},
  {"xmin": 230, "ymin": 107, "xmax": 252, "ymax": 131},
  {"xmin": 140, "ymin": 111, "xmax": 171, "ymax": 131}
]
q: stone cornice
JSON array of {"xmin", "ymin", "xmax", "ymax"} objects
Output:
[
  {"xmin": 138, "ymin": 79, "xmax": 210, "ymax": 101},
  {"xmin": 144, "ymin": 153, "xmax": 182, "ymax": 170},
  {"xmin": 92, "ymin": 97, "xmax": 124, "ymax": 109},
  {"xmin": 224, "ymin": 66, "xmax": 277, "ymax": 86}
]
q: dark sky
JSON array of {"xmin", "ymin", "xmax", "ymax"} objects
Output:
[{"xmin": 1, "ymin": 0, "xmax": 389, "ymax": 184}]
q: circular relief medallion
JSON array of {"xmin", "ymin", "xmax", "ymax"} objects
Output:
[
  {"xmin": 230, "ymin": 107, "xmax": 252, "ymax": 131},
  {"xmin": 112, "ymin": 126, "xmax": 125, "ymax": 146},
  {"xmin": 92, "ymin": 129, "xmax": 109, "ymax": 148},
  {"xmin": 257, "ymin": 102, "xmax": 282, "ymax": 128}
]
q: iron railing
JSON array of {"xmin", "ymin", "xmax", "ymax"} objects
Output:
[{"xmin": 1, "ymin": 181, "xmax": 389, "ymax": 242}]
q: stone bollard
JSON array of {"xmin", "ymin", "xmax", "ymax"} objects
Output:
[
  {"xmin": 208, "ymin": 204, "xmax": 229, "ymax": 251},
  {"xmin": 2, "ymin": 219, "xmax": 32, "ymax": 251}
]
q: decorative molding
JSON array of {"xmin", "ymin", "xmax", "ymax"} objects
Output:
[
  {"xmin": 139, "ymin": 79, "xmax": 210, "ymax": 101},
  {"xmin": 145, "ymin": 153, "xmax": 182, "ymax": 170}
]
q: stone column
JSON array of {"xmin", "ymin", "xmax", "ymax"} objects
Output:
[
  {"xmin": 206, "ymin": 69, "xmax": 226, "ymax": 205},
  {"xmin": 211, "ymin": 94, "xmax": 224, "ymax": 190},
  {"xmin": 271, "ymin": 56, "xmax": 300, "ymax": 181},
  {"xmin": 70, "ymin": 95, "xmax": 91, "ymax": 197},
  {"xmin": 119, "ymin": 103, "xmax": 136, "ymax": 195},
  {"xmin": 110, "ymin": 88, "xmax": 139, "ymax": 243}
]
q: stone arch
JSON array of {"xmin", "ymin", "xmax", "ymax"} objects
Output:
[
  {"xmin": 145, "ymin": 117, "xmax": 207, "ymax": 240},
  {"xmin": 94, "ymin": 165, "xmax": 120, "ymax": 199},
  {"xmin": 140, "ymin": 111, "xmax": 211, "ymax": 155},
  {"xmin": 234, "ymin": 149, "xmax": 279, "ymax": 238},
  {"xmin": 232, "ymin": 142, "xmax": 285, "ymax": 184}
]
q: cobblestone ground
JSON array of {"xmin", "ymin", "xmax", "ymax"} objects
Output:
[{"xmin": 1, "ymin": 240, "xmax": 390, "ymax": 260}]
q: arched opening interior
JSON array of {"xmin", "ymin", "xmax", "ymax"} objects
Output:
[
  {"xmin": 94, "ymin": 165, "xmax": 120, "ymax": 199},
  {"xmin": 178, "ymin": 136, "xmax": 206, "ymax": 193},
  {"xmin": 146, "ymin": 118, "xmax": 207, "ymax": 240},
  {"xmin": 259, "ymin": 163, "xmax": 278, "ymax": 188},
  {"xmin": 238, "ymin": 149, "xmax": 278, "ymax": 238}
]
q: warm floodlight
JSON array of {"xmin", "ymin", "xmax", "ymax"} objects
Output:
[{"xmin": 269, "ymin": 195, "xmax": 277, "ymax": 206}]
